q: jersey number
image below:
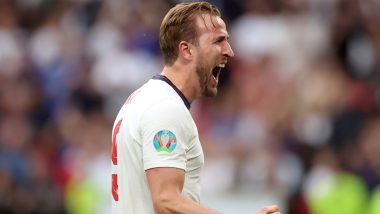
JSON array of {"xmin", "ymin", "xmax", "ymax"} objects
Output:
[{"xmin": 112, "ymin": 119, "xmax": 123, "ymax": 201}]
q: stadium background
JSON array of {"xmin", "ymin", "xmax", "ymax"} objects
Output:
[{"xmin": 0, "ymin": 0, "xmax": 379, "ymax": 213}]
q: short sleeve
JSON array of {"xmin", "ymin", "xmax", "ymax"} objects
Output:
[{"xmin": 140, "ymin": 99, "xmax": 189, "ymax": 171}]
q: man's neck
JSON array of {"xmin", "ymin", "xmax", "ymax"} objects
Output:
[{"xmin": 161, "ymin": 64, "xmax": 199, "ymax": 103}]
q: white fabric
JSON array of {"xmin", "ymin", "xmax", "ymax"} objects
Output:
[{"xmin": 111, "ymin": 78, "xmax": 204, "ymax": 214}]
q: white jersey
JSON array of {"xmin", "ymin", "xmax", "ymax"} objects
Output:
[{"xmin": 111, "ymin": 75, "xmax": 204, "ymax": 214}]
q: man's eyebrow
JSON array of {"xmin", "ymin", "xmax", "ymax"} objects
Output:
[{"xmin": 215, "ymin": 34, "xmax": 229, "ymax": 41}]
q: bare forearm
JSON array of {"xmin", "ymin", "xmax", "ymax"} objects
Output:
[{"xmin": 154, "ymin": 194, "xmax": 220, "ymax": 214}]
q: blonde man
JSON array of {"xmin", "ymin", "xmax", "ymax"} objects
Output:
[{"xmin": 111, "ymin": 2, "xmax": 280, "ymax": 214}]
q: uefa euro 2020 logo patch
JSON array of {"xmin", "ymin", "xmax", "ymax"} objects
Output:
[{"xmin": 153, "ymin": 130, "xmax": 177, "ymax": 153}]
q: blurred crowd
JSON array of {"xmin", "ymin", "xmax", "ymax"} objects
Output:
[{"xmin": 0, "ymin": 0, "xmax": 379, "ymax": 213}]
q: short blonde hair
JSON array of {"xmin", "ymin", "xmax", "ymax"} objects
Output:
[{"xmin": 159, "ymin": 2, "xmax": 221, "ymax": 65}]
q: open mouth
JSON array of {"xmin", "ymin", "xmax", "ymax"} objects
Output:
[{"xmin": 212, "ymin": 64, "xmax": 225, "ymax": 80}]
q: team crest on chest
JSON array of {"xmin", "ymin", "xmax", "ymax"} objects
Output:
[{"xmin": 153, "ymin": 130, "xmax": 177, "ymax": 153}]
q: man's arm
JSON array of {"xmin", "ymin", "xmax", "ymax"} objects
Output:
[
  {"xmin": 146, "ymin": 167, "xmax": 280, "ymax": 214},
  {"xmin": 146, "ymin": 167, "xmax": 220, "ymax": 214},
  {"xmin": 146, "ymin": 167, "xmax": 281, "ymax": 214}
]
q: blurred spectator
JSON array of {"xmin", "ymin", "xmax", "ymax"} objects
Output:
[{"xmin": 303, "ymin": 146, "xmax": 368, "ymax": 214}]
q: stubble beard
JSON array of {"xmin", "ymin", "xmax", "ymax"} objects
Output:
[{"xmin": 196, "ymin": 59, "xmax": 218, "ymax": 97}]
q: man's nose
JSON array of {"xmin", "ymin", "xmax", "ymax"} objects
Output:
[{"xmin": 223, "ymin": 42, "xmax": 234, "ymax": 58}]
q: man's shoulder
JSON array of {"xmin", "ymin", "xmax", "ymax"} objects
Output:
[
  {"xmin": 139, "ymin": 90, "xmax": 190, "ymax": 125},
  {"xmin": 137, "ymin": 79, "xmax": 184, "ymax": 108},
  {"xmin": 143, "ymin": 79, "xmax": 174, "ymax": 99},
  {"xmin": 125, "ymin": 79, "xmax": 185, "ymax": 116}
]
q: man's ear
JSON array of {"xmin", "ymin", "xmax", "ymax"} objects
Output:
[{"xmin": 178, "ymin": 41, "xmax": 193, "ymax": 60}]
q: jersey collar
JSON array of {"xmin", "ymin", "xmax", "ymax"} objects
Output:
[{"xmin": 152, "ymin": 74, "xmax": 191, "ymax": 109}]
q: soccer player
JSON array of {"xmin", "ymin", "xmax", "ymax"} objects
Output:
[{"xmin": 111, "ymin": 2, "xmax": 280, "ymax": 214}]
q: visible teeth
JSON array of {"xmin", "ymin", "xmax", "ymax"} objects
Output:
[{"xmin": 218, "ymin": 64, "xmax": 225, "ymax": 68}]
